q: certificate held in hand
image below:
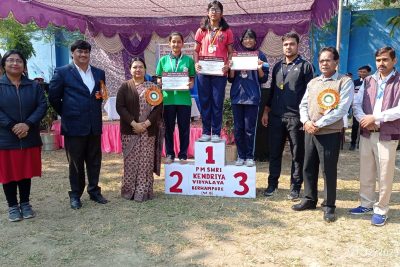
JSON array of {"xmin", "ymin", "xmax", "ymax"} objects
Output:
[
  {"xmin": 198, "ymin": 56, "xmax": 224, "ymax": 76},
  {"xmin": 231, "ymin": 51, "xmax": 258, "ymax": 70},
  {"xmin": 162, "ymin": 72, "xmax": 189, "ymax": 90}
]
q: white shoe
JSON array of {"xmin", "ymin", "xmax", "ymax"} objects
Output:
[
  {"xmin": 211, "ymin": 135, "xmax": 222, "ymax": 143},
  {"xmin": 198, "ymin": 134, "xmax": 211, "ymax": 142},
  {"xmin": 165, "ymin": 155, "xmax": 174, "ymax": 164},
  {"xmin": 235, "ymin": 158, "xmax": 245, "ymax": 166},
  {"xmin": 245, "ymin": 159, "xmax": 255, "ymax": 167}
]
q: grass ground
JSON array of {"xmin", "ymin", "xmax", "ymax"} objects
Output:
[{"xmin": 0, "ymin": 146, "xmax": 399, "ymax": 266}]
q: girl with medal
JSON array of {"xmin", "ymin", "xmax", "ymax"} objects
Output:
[
  {"xmin": 156, "ymin": 32, "xmax": 196, "ymax": 164},
  {"xmin": 228, "ymin": 29, "xmax": 269, "ymax": 167},
  {"xmin": 194, "ymin": 0, "xmax": 234, "ymax": 143}
]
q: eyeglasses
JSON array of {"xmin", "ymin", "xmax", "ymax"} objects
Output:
[
  {"xmin": 75, "ymin": 49, "xmax": 90, "ymax": 55},
  {"xmin": 5, "ymin": 58, "xmax": 24, "ymax": 64},
  {"xmin": 209, "ymin": 8, "xmax": 221, "ymax": 13}
]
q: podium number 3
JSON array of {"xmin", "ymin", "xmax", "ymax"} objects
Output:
[
  {"xmin": 205, "ymin": 146, "xmax": 215, "ymax": 164},
  {"xmin": 170, "ymin": 171, "xmax": 183, "ymax": 193},
  {"xmin": 234, "ymin": 172, "xmax": 249, "ymax": 195}
]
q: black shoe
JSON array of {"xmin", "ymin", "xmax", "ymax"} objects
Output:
[
  {"xmin": 323, "ymin": 212, "xmax": 336, "ymax": 223},
  {"xmin": 89, "ymin": 194, "xmax": 108, "ymax": 204},
  {"xmin": 349, "ymin": 144, "xmax": 355, "ymax": 151},
  {"xmin": 287, "ymin": 189, "xmax": 300, "ymax": 201},
  {"xmin": 263, "ymin": 185, "xmax": 277, "ymax": 197},
  {"xmin": 70, "ymin": 198, "xmax": 82, "ymax": 210},
  {"xmin": 291, "ymin": 200, "xmax": 316, "ymax": 211}
]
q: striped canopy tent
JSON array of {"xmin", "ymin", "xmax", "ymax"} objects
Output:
[{"xmin": 0, "ymin": 0, "xmax": 338, "ymax": 93}]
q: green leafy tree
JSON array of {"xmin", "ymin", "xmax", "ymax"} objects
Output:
[
  {"xmin": 0, "ymin": 15, "xmax": 39, "ymax": 59},
  {"xmin": 348, "ymin": 0, "xmax": 400, "ymax": 36}
]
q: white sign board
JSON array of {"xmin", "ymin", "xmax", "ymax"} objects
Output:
[{"xmin": 165, "ymin": 141, "xmax": 256, "ymax": 198}]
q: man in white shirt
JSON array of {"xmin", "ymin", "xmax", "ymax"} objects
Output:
[
  {"xmin": 292, "ymin": 47, "xmax": 354, "ymax": 223},
  {"xmin": 350, "ymin": 47, "xmax": 399, "ymax": 226},
  {"xmin": 49, "ymin": 40, "xmax": 108, "ymax": 209}
]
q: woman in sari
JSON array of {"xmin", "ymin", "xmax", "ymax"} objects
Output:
[{"xmin": 116, "ymin": 57, "xmax": 163, "ymax": 202}]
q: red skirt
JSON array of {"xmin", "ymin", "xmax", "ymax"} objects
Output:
[{"xmin": 0, "ymin": 146, "xmax": 42, "ymax": 184}]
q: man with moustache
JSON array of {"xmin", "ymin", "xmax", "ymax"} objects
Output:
[
  {"xmin": 49, "ymin": 40, "xmax": 108, "ymax": 209},
  {"xmin": 261, "ymin": 32, "xmax": 314, "ymax": 200},
  {"xmin": 349, "ymin": 47, "xmax": 399, "ymax": 226},
  {"xmin": 292, "ymin": 47, "xmax": 354, "ymax": 223},
  {"xmin": 349, "ymin": 65, "xmax": 372, "ymax": 150}
]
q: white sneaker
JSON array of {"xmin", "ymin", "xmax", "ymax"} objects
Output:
[
  {"xmin": 198, "ymin": 134, "xmax": 211, "ymax": 142},
  {"xmin": 235, "ymin": 158, "xmax": 245, "ymax": 166},
  {"xmin": 165, "ymin": 155, "xmax": 174, "ymax": 164},
  {"xmin": 211, "ymin": 135, "xmax": 222, "ymax": 143},
  {"xmin": 245, "ymin": 159, "xmax": 255, "ymax": 167}
]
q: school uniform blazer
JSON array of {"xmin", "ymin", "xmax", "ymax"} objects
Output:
[{"xmin": 49, "ymin": 64, "xmax": 106, "ymax": 136}]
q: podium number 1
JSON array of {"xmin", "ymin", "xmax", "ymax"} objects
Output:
[
  {"xmin": 170, "ymin": 171, "xmax": 183, "ymax": 193},
  {"xmin": 205, "ymin": 146, "xmax": 215, "ymax": 164}
]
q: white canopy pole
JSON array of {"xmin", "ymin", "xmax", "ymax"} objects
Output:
[{"xmin": 336, "ymin": 0, "xmax": 343, "ymax": 53}]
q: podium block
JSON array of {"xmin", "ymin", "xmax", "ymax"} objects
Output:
[
  {"xmin": 165, "ymin": 163, "xmax": 256, "ymax": 198},
  {"xmin": 195, "ymin": 141, "xmax": 225, "ymax": 166},
  {"xmin": 165, "ymin": 163, "xmax": 193, "ymax": 195}
]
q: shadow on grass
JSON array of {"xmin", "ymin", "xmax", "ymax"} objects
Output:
[{"xmin": 1, "ymin": 148, "xmax": 399, "ymax": 266}]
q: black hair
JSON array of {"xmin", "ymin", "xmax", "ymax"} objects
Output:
[
  {"xmin": 70, "ymin": 40, "xmax": 91, "ymax": 52},
  {"xmin": 240, "ymin": 29, "xmax": 257, "ymax": 51},
  {"xmin": 200, "ymin": 1, "xmax": 229, "ymax": 31},
  {"xmin": 375, "ymin": 47, "xmax": 396, "ymax": 60},
  {"xmin": 169, "ymin": 32, "xmax": 184, "ymax": 43},
  {"xmin": 130, "ymin": 57, "xmax": 147, "ymax": 69},
  {"xmin": 240, "ymin": 29, "xmax": 257, "ymax": 43},
  {"xmin": 1, "ymin": 50, "xmax": 27, "ymax": 69},
  {"xmin": 282, "ymin": 32, "xmax": 300, "ymax": 44},
  {"xmin": 319, "ymin": 47, "xmax": 339, "ymax": 61},
  {"xmin": 358, "ymin": 65, "xmax": 372, "ymax": 72}
]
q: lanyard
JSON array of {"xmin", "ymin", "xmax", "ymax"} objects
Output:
[
  {"xmin": 169, "ymin": 54, "xmax": 182, "ymax": 72},
  {"xmin": 208, "ymin": 28, "xmax": 221, "ymax": 47},
  {"xmin": 377, "ymin": 80, "xmax": 387, "ymax": 100},
  {"xmin": 281, "ymin": 56, "xmax": 301, "ymax": 81},
  {"xmin": 376, "ymin": 71, "xmax": 396, "ymax": 100}
]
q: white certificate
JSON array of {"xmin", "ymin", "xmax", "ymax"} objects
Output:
[
  {"xmin": 198, "ymin": 56, "xmax": 224, "ymax": 76},
  {"xmin": 231, "ymin": 51, "xmax": 258, "ymax": 70},
  {"xmin": 162, "ymin": 72, "xmax": 189, "ymax": 90}
]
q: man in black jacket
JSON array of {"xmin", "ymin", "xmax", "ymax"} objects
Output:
[
  {"xmin": 49, "ymin": 40, "xmax": 108, "ymax": 209},
  {"xmin": 261, "ymin": 32, "xmax": 314, "ymax": 200}
]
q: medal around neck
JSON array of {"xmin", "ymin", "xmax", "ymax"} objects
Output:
[
  {"xmin": 144, "ymin": 82, "xmax": 163, "ymax": 106},
  {"xmin": 317, "ymin": 88, "xmax": 340, "ymax": 115}
]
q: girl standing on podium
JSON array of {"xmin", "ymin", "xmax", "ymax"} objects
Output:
[
  {"xmin": 156, "ymin": 32, "xmax": 196, "ymax": 164},
  {"xmin": 228, "ymin": 29, "xmax": 269, "ymax": 167},
  {"xmin": 194, "ymin": 0, "xmax": 234, "ymax": 143}
]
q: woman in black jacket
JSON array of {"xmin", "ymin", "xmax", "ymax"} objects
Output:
[{"xmin": 0, "ymin": 50, "xmax": 47, "ymax": 222}]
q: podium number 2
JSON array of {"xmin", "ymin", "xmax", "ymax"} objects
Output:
[
  {"xmin": 170, "ymin": 171, "xmax": 183, "ymax": 193},
  {"xmin": 205, "ymin": 146, "xmax": 215, "ymax": 164},
  {"xmin": 234, "ymin": 172, "xmax": 249, "ymax": 195}
]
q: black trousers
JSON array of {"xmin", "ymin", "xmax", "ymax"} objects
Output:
[
  {"xmin": 303, "ymin": 132, "xmax": 341, "ymax": 213},
  {"xmin": 350, "ymin": 116, "xmax": 359, "ymax": 146},
  {"xmin": 64, "ymin": 135, "xmax": 102, "ymax": 198},
  {"xmin": 163, "ymin": 105, "xmax": 191, "ymax": 160},
  {"xmin": 2, "ymin": 179, "xmax": 31, "ymax": 207},
  {"xmin": 268, "ymin": 115, "xmax": 304, "ymax": 190},
  {"xmin": 232, "ymin": 104, "xmax": 259, "ymax": 160}
]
